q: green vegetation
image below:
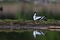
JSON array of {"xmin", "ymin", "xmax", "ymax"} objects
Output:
[
  {"xmin": 0, "ymin": 2, "xmax": 60, "ymax": 20},
  {"xmin": 15, "ymin": 9, "xmax": 60, "ymax": 20},
  {"xmin": 0, "ymin": 3, "xmax": 60, "ymax": 25},
  {"xmin": 0, "ymin": 19, "xmax": 59, "ymax": 25}
]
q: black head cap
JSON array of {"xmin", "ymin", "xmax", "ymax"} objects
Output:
[{"xmin": 34, "ymin": 12, "xmax": 37, "ymax": 13}]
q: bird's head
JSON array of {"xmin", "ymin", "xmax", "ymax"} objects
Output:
[
  {"xmin": 33, "ymin": 12, "xmax": 36, "ymax": 17},
  {"xmin": 34, "ymin": 12, "xmax": 37, "ymax": 14},
  {"xmin": 34, "ymin": 12, "xmax": 36, "ymax": 13}
]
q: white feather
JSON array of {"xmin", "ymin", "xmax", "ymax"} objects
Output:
[
  {"xmin": 33, "ymin": 31, "xmax": 45, "ymax": 38},
  {"xmin": 33, "ymin": 13, "xmax": 41, "ymax": 20}
]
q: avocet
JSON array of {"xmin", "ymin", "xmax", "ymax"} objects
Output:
[{"xmin": 33, "ymin": 12, "xmax": 47, "ymax": 21}]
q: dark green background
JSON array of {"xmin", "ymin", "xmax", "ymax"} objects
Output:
[{"xmin": 0, "ymin": 31, "xmax": 60, "ymax": 40}]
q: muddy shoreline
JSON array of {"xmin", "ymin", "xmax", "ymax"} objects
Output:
[{"xmin": 0, "ymin": 20, "xmax": 60, "ymax": 31}]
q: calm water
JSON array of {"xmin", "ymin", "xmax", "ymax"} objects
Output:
[{"xmin": 0, "ymin": 31, "xmax": 60, "ymax": 40}]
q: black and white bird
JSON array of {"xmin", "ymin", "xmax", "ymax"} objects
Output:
[
  {"xmin": 33, "ymin": 12, "xmax": 47, "ymax": 21},
  {"xmin": 33, "ymin": 30, "xmax": 45, "ymax": 40}
]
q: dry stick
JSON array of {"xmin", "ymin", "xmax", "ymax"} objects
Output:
[{"xmin": 40, "ymin": 27, "xmax": 60, "ymax": 31}]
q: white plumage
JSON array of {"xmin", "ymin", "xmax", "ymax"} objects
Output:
[
  {"xmin": 33, "ymin": 30, "xmax": 45, "ymax": 38},
  {"xmin": 33, "ymin": 12, "xmax": 47, "ymax": 21},
  {"xmin": 33, "ymin": 13, "xmax": 41, "ymax": 21}
]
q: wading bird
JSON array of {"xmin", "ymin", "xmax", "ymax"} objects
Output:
[
  {"xmin": 33, "ymin": 12, "xmax": 47, "ymax": 21},
  {"xmin": 33, "ymin": 30, "xmax": 45, "ymax": 40}
]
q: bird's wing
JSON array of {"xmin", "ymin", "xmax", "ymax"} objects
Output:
[
  {"xmin": 40, "ymin": 16, "xmax": 45, "ymax": 20},
  {"xmin": 35, "ymin": 17, "xmax": 41, "ymax": 20}
]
